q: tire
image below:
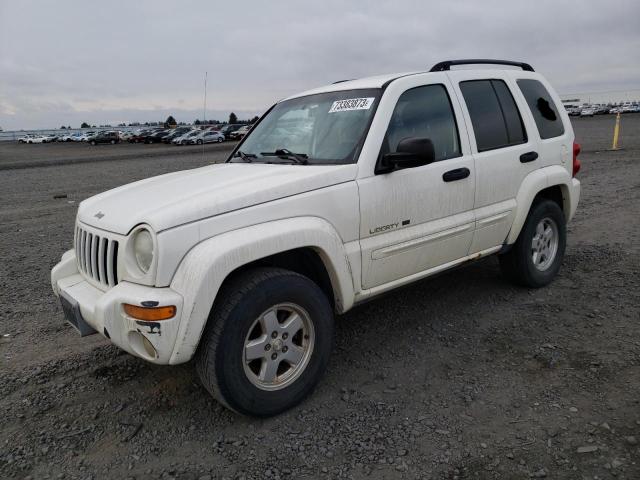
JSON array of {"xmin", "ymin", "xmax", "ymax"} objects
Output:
[
  {"xmin": 499, "ymin": 199, "xmax": 566, "ymax": 288},
  {"xmin": 197, "ymin": 139, "xmax": 203, "ymax": 145},
  {"xmin": 90, "ymin": 140, "xmax": 96, "ymax": 146},
  {"xmin": 196, "ymin": 267, "xmax": 334, "ymax": 417},
  {"xmin": 110, "ymin": 139, "xmax": 115, "ymax": 144},
  {"xmin": 218, "ymin": 137, "xmax": 223, "ymax": 143}
]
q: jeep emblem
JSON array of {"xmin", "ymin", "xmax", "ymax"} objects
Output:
[{"xmin": 94, "ymin": 211, "xmax": 105, "ymax": 219}]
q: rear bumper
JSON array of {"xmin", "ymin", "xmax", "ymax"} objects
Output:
[
  {"xmin": 567, "ymin": 178, "xmax": 581, "ymax": 222},
  {"xmin": 51, "ymin": 249, "xmax": 184, "ymax": 364}
]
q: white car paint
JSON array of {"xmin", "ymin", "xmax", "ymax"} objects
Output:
[{"xmin": 52, "ymin": 66, "xmax": 580, "ymax": 366}]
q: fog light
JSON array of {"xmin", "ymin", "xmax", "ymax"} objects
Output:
[
  {"xmin": 141, "ymin": 335, "xmax": 157, "ymax": 358},
  {"xmin": 123, "ymin": 303, "xmax": 176, "ymax": 321}
]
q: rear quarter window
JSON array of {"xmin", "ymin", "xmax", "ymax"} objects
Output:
[{"xmin": 517, "ymin": 79, "xmax": 565, "ymax": 139}]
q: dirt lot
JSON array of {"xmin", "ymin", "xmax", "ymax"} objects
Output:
[
  {"xmin": 0, "ymin": 140, "xmax": 237, "ymax": 171},
  {"xmin": 1, "ymin": 115, "xmax": 639, "ymax": 479}
]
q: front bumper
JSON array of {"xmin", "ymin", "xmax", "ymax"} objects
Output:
[{"xmin": 51, "ymin": 249, "xmax": 184, "ymax": 364}]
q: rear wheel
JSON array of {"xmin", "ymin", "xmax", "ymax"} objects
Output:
[
  {"xmin": 196, "ymin": 268, "xmax": 333, "ymax": 417},
  {"xmin": 110, "ymin": 139, "xmax": 115, "ymax": 144},
  {"xmin": 499, "ymin": 199, "xmax": 566, "ymax": 288},
  {"xmin": 90, "ymin": 140, "xmax": 96, "ymax": 145}
]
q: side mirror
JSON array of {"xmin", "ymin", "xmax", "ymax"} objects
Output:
[{"xmin": 381, "ymin": 137, "xmax": 435, "ymax": 172}]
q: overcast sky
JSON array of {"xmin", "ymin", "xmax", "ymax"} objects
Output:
[{"xmin": 1, "ymin": 0, "xmax": 639, "ymax": 130}]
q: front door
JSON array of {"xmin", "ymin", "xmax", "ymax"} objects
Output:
[{"xmin": 358, "ymin": 81, "xmax": 475, "ymax": 290}]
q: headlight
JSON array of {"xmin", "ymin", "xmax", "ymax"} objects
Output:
[{"xmin": 133, "ymin": 228, "xmax": 154, "ymax": 273}]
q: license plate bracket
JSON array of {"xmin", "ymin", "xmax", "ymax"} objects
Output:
[{"xmin": 59, "ymin": 291, "xmax": 97, "ymax": 337}]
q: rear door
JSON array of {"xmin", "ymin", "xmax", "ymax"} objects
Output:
[{"xmin": 449, "ymin": 72, "xmax": 539, "ymax": 253}]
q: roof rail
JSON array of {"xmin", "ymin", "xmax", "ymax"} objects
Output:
[
  {"xmin": 430, "ymin": 59, "xmax": 534, "ymax": 72},
  {"xmin": 332, "ymin": 79, "xmax": 354, "ymax": 84}
]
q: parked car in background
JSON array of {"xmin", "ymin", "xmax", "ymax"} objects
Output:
[
  {"xmin": 580, "ymin": 108, "xmax": 595, "ymax": 117},
  {"xmin": 594, "ymin": 105, "xmax": 609, "ymax": 115},
  {"xmin": 219, "ymin": 124, "xmax": 243, "ymax": 139},
  {"xmin": 128, "ymin": 130, "xmax": 150, "ymax": 143},
  {"xmin": 27, "ymin": 135, "xmax": 49, "ymax": 144},
  {"xmin": 229, "ymin": 125, "xmax": 251, "ymax": 140},
  {"xmin": 118, "ymin": 131, "xmax": 134, "ymax": 141},
  {"xmin": 565, "ymin": 106, "xmax": 581, "ymax": 116},
  {"xmin": 172, "ymin": 130, "xmax": 201, "ymax": 145},
  {"xmin": 18, "ymin": 134, "xmax": 35, "ymax": 143},
  {"xmin": 163, "ymin": 127, "xmax": 192, "ymax": 143},
  {"xmin": 88, "ymin": 131, "xmax": 120, "ymax": 145},
  {"xmin": 144, "ymin": 129, "xmax": 170, "ymax": 144},
  {"xmin": 59, "ymin": 133, "xmax": 76, "ymax": 142},
  {"xmin": 189, "ymin": 130, "xmax": 225, "ymax": 144}
]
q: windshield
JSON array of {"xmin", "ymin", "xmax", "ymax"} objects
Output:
[{"xmin": 232, "ymin": 88, "xmax": 381, "ymax": 164}]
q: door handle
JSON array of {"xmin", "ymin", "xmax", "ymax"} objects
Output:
[
  {"xmin": 519, "ymin": 151, "xmax": 538, "ymax": 163},
  {"xmin": 442, "ymin": 167, "xmax": 470, "ymax": 182}
]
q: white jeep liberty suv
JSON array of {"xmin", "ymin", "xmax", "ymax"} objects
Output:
[{"xmin": 52, "ymin": 59, "xmax": 581, "ymax": 416}]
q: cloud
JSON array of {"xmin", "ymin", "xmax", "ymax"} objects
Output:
[{"xmin": 1, "ymin": 0, "xmax": 639, "ymax": 129}]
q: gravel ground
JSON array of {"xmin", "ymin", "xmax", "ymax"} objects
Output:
[
  {"xmin": 1, "ymin": 115, "xmax": 639, "ymax": 479},
  {"xmin": 0, "ymin": 140, "xmax": 237, "ymax": 170}
]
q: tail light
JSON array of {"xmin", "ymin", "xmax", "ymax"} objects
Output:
[{"xmin": 572, "ymin": 141, "xmax": 581, "ymax": 177}]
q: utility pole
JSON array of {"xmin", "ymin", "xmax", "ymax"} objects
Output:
[{"xmin": 203, "ymin": 71, "xmax": 208, "ymax": 125}]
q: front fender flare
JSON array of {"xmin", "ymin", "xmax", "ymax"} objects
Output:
[{"xmin": 168, "ymin": 217, "xmax": 355, "ymax": 364}]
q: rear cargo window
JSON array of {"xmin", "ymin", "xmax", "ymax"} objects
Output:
[
  {"xmin": 460, "ymin": 79, "xmax": 526, "ymax": 152},
  {"xmin": 517, "ymin": 79, "xmax": 565, "ymax": 139}
]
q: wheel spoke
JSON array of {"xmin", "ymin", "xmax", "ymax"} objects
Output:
[
  {"xmin": 260, "ymin": 309, "xmax": 280, "ymax": 333},
  {"xmin": 536, "ymin": 222, "xmax": 545, "ymax": 237},
  {"xmin": 245, "ymin": 335, "xmax": 268, "ymax": 361},
  {"xmin": 260, "ymin": 358, "xmax": 280, "ymax": 383},
  {"xmin": 284, "ymin": 344, "xmax": 304, "ymax": 365},
  {"xmin": 282, "ymin": 312, "xmax": 303, "ymax": 336}
]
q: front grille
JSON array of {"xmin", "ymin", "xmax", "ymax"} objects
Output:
[{"xmin": 75, "ymin": 225, "xmax": 119, "ymax": 288}]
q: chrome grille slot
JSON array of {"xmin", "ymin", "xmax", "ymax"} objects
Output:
[{"xmin": 75, "ymin": 225, "xmax": 119, "ymax": 289}]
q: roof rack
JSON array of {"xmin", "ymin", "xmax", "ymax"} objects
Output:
[{"xmin": 430, "ymin": 59, "xmax": 534, "ymax": 72}]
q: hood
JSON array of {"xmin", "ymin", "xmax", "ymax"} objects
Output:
[{"xmin": 78, "ymin": 162, "xmax": 357, "ymax": 234}]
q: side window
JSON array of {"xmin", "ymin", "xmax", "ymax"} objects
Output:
[
  {"xmin": 460, "ymin": 79, "xmax": 527, "ymax": 152},
  {"xmin": 517, "ymin": 79, "xmax": 565, "ymax": 139},
  {"xmin": 383, "ymin": 84, "xmax": 461, "ymax": 162}
]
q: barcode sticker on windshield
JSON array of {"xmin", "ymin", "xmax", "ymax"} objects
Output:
[{"xmin": 328, "ymin": 97, "xmax": 375, "ymax": 113}]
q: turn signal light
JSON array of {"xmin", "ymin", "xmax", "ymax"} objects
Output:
[{"xmin": 123, "ymin": 304, "xmax": 176, "ymax": 321}]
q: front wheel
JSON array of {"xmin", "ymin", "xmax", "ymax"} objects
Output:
[
  {"xmin": 499, "ymin": 199, "xmax": 566, "ymax": 288},
  {"xmin": 196, "ymin": 268, "xmax": 334, "ymax": 417}
]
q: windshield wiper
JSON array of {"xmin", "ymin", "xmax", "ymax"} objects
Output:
[
  {"xmin": 233, "ymin": 150, "xmax": 257, "ymax": 163},
  {"xmin": 260, "ymin": 148, "xmax": 308, "ymax": 165}
]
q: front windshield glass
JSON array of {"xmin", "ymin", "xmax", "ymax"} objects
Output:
[{"xmin": 233, "ymin": 88, "xmax": 381, "ymax": 164}]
